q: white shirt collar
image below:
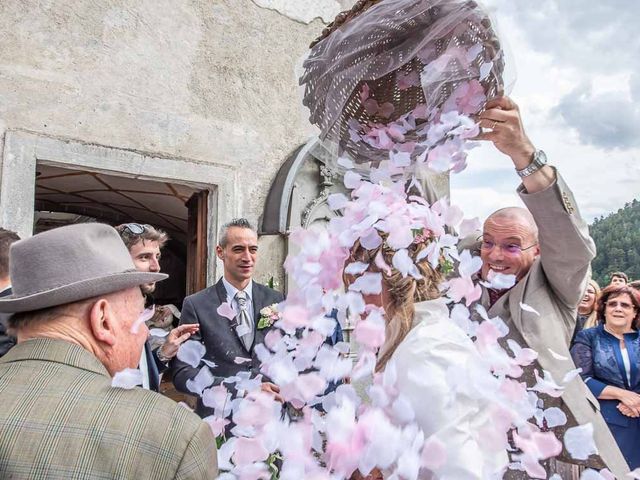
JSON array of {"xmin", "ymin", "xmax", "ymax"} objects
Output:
[{"xmin": 222, "ymin": 276, "xmax": 253, "ymax": 302}]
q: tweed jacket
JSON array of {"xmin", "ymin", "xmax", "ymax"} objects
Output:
[
  {"xmin": 0, "ymin": 287, "xmax": 16, "ymax": 357},
  {"xmin": 172, "ymin": 278, "xmax": 284, "ymax": 418},
  {"xmin": 0, "ymin": 338, "xmax": 217, "ymax": 479},
  {"xmin": 479, "ymin": 172, "xmax": 629, "ymax": 477}
]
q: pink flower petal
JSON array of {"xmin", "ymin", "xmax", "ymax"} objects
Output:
[
  {"xmin": 348, "ymin": 272, "xmax": 382, "ymax": 295},
  {"xmin": 421, "ymin": 435, "xmax": 447, "ymax": 471},
  {"xmin": 232, "ymin": 436, "xmax": 270, "ymax": 466},
  {"xmin": 177, "ymin": 340, "xmax": 206, "ymax": 368},
  {"xmin": 364, "ymin": 98, "xmax": 379, "ymax": 115},
  {"xmin": 564, "ymin": 423, "xmax": 599, "ymax": 460},
  {"xmin": 344, "ymin": 170, "xmax": 362, "ymax": 190},
  {"xmin": 131, "ymin": 306, "xmax": 155, "ymax": 334},
  {"xmin": 217, "ymin": 301, "xmax": 237, "ymax": 321},
  {"xmin": 203, "ymin": 415, "xmax": 230, "ymax": 437},
  {"xmin": 111, "ymin": 368, "xmax": 143, "ymax": 389},
  {"xmin": 186, "ymin": 366, "xmax": 215, "ymax": 395}
]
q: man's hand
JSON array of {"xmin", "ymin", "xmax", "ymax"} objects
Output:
[
  {"xmin": 158, "ymin": 324, "xmax": 199, "ymax": 360},
  {"xmin": 260, "ymin": 382, "xmax": 284, "ymax": 403},
  {"xmin": 476, "ymin": 96, "xmax": 555, "ymax": 193},
  {"xmin": 476, "ymin": 96, "xmax": 535, "ymax": 167}
]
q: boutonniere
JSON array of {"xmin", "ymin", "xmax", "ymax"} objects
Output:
[{"xmin": 257, "ymin": 303, "xmax": 280, "ymax": 330}]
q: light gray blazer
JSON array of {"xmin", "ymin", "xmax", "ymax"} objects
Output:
[{"xmin": 481, "ymin": 171, "xmax": 629, "ymax": 477}]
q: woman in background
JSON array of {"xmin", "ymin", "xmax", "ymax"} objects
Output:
[
  {"xmin": 570, "ymin": 279, "xmax": 601, "ymax": 346},
  {"xmin": 571, "ymin": 285, "xmax": 640, "ymax": 469}
]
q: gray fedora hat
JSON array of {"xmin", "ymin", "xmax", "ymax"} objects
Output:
[{"xmin": 0, "ymin": 223, "xmax": 167, "ymax": 313}]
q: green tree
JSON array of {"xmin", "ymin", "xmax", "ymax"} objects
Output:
[{"xmin": 589, "ymin": 198, "xmax": 640, "ymax": 286}]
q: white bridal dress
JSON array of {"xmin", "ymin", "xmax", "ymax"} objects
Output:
[{"xmin": 387, "ymin": 298, "xmax": 509, "ymax": 480}]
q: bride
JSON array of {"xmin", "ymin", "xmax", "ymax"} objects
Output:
[{"xmin": 347, "ymin": 236, "xmax": 509, "ymax": 480}]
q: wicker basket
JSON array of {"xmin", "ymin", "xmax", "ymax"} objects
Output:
[{"xmin": 301, "ymin": 0, "xmax": 504, "ymax": 165}]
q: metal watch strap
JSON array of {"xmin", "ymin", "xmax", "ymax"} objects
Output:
[{"xmin": 516, "ymin": 150, "xmax": 547, "ymax": 178}]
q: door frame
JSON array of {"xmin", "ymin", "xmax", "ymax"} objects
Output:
[{"xmin": 0, "ymin": 129, "xmax": 238, "ymax": 285}]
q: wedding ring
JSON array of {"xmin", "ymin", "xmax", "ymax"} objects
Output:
[{"xmin": 491, "ymin": 121, "xmax": 498, "ymax": 129}]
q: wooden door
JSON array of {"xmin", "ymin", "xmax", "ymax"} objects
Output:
[{"xmin": 186, "ymin": 190, "xmax": 209, "ymax": 295}]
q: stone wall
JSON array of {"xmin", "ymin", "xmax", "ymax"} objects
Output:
[{"xmin": 0, "ymin": 0, "xmax": 344, "ymax": 278}]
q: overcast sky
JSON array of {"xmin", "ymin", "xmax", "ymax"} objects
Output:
[{"xmin": 451, "ymin": 0, "xmax": 640, "ymax": 223}]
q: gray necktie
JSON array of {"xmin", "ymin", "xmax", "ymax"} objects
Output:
[{"xmin": 235, "ymin": 291, "xmax": 254, "ymax": 350}]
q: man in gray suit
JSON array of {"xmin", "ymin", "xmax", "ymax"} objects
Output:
[
  {"xmin": 0, "ymin": 227, "xmax": 20, "ymax": 357},
  {"xmin": 476, "ymin": 97, "xmax": 629, "ymax": 477},
  {"xmin": 0, "ymin": 223, "xmax": 217, "ymax": 479},
  {"xmin": 172, "ymin": 218, "xmax": 284, "ymax": 418}
]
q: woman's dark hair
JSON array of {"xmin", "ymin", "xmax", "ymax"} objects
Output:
[{"xmin": 596, "ymin": 285, "xmax": 640, "ymax": 329}]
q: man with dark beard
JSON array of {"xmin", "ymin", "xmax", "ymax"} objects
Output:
[{"xmin": 116, "ymin": 223, "xmax": 198, "ymax": 391}]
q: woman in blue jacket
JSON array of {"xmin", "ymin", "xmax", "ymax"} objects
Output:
[{"xmin": 571, "ymin": 284, "xmax": 640, "ymax": 469}]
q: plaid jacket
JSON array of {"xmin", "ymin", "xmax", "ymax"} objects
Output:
[{"xmin": 0, "ymin": 338, "xmax": 217, "ymax": 479}]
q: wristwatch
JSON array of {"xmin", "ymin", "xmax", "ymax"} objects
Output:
[
  {"xmin": 156, "ymin": 347, "xmax": 172, "ymax": 364},
  {"xmin": 516, "ymin": 149, "xmax": 548, "ymax": 178}
]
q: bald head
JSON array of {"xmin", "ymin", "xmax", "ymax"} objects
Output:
[
  {"xmin": 480, "ymin": 207, "xmax": 540, "ymax": 282},
  {"xmin": 485, "ymin": 207, "xmax": 538, "ymax": 241}
]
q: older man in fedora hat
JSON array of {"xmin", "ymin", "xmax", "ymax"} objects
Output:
[{"xmin": 0, "ymin": 223, "xmax": 217, "ymax": 479}]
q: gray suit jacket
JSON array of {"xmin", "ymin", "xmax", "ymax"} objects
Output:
[
  {"xmin": 0, "ymin": 338, "xmax": 218, "ymax": 479},
  {"xmin": 482, "ymin": 172, "xmax": 629, "ymax": 477},
  {"xmin": 172, "ymin": 278, "xmax": 284, "ymax": 417}
]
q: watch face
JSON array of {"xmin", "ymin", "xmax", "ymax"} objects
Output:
[{"xmin": 534, "ymin": 150, "xmax": 547, "ymax": 166}]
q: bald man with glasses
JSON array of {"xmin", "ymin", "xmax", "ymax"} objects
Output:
[{"xmin": 472, "ymin": 97, "xmax": 629, "ymax": 477}]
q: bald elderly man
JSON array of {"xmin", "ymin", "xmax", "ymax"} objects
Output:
[{"xmin": 474, "ymin": 97, "xmax": 629, "ymax": 477}]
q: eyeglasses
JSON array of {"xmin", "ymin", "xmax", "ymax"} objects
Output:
[
  {"xmin": 121, "ymin": 223, "xmax": 148, "ymax": 236},
  {"xmin": 478, "ymin": 236, "xmax": 538, "ymax": 256},
  {"xmin": 605, "ymin": 301, "xmax": 635, "ymax": 310}
]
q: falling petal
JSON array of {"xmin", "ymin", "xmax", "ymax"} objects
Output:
[
  {"xmin": 374, "ymin": 250, "xmax": 392, "ymax": 275},
  {"xmin": 338, "ymin": 156, "xmax": 355, "ymax": 169},
  {"xmin": 364, "ymin": 98, "xmax": 379, "ymax": 115},
  {"xmin": 421, "ymin": 435, "xmax": 447, "ymax": 470},
  {"xmin": 131, "ymin": 306, "xmax": 155, "ymax": 334},
  {"xmin": 360, "ymin": 229, "xmax": 383, "ymax": 250},
  {"xmin": 520, "ymin": 302, "xmax": 540, "ymax": 316},
  {"xmin": 233, "ymin": 436, "xmax": 270, "ymax": 466},
  {"xmin": 349, "ymin": 272, "xmax": 382, "ymax": 295},
  {"xmin": 217, "ymin": 302, "xmax": 237, "ymax": 321},
  {"xmin": 344, "ymin": 261, "xmax": 370, "ymax": 276},
  {"xmin": 328, "ymin": 193, "xmax": 350, "ymax": 211},
  {"xmin": 458, "ymin": 250, "xmax": 483, "ymax": 277},
  {"xmin": 111, "ymin": 368, "xmax": 143, "ymax": 389},
  {"xmin": 480, "ymin": 61, "xmax": 493, "ymax": 80},
  {"xmin": 344, "ymin": 170, "xmax": 362, "ymax": 190},
  {"xmin": 481, "ymin": 271, "xmax": 517, "ymax": 290},
  {"xmin": 379, "ymin": 102, "xmax": 395, "ymax": 118},
  {"xmin": 548, "ymin": 348, "xmax": 569, "ymax": 361},
  {"xmin": 186, "ymin": 366, "xmax": 215, "ymax": 396},
  {"xmin": 543, "ymin": 407, "xmax": 567, "ymax": 428},
  {"xmin": 392, "ymin": 249, "xmax": 421, "ymax": 279},
  {"xmin": 562, "ymin": 368, "xmax": 583, "ymax": 384},
  {"xmin": 203, "ymin": 415, "xmax": 230, "ymax": 437},
  {"xmin": 149, "ymin": 327, "xmax": 170, "ymax": 337},
  {"xmin": 564, "ymin": 423, "xmax": 598, "ymax": 460},
  {"xmin": 177, "ymin": 340, "xmax": 206, "ymax": 368}
]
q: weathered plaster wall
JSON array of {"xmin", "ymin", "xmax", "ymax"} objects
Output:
[
  {"xmin": 0, "ymin": 0, "xmax": 327, "ymax": 226},
  {"xmin": 250, "ymin": 0, "xmax": 352, "ymax": 24}
]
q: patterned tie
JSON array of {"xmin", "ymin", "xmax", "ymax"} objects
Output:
[{"xmin": 235, "ymin": 291, "xmax": 254, "ymax": 350}]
